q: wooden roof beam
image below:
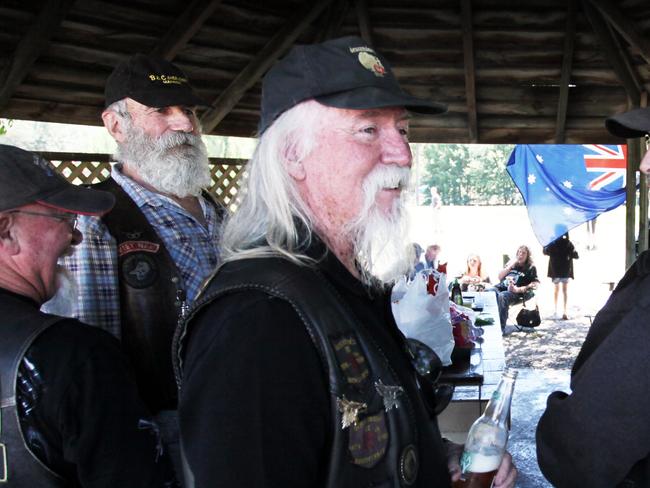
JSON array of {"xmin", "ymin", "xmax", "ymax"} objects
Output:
[
  {"xmin": 314, "ymin": 0, "xmax": 351, "ymax": 42},
  {"xmin": 555, "ymin": 0, "xmax": 577, "ymax": 144},
  {"xmin": 355, "ymin": 0, "xmax": 374, "ymax": 47},
  {"xmin": 0, "ymin": 0, "xmax": 75, "ymax": 111},
  {"xmin": 151, "ymin": 0, "xmax": 224, "ymax": 61},
  {"xmin": 582, "ymin": 1, "xmax": 641, "ymax": 106},
  {"xmin": 587, "ymin": 0, "xmax": 650, "ymax": 65},
  {"xmin": 460, "ymin": 0, "xmax": 478, "ymax": 143},
  {"xmin": 200, "ymin": 0, "xmax": 334, "ymax": 134}
]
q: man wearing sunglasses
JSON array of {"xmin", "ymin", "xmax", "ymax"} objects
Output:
[{"xmin": 0, "ymin": 144, "xmax": 178, "ymax": 487}]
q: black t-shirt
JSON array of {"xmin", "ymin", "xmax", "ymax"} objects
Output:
[
  {"xmin": 180, "ymin": 248, "xmax": 450, "ymax": 487},
  {"xmin": 4, "ymin": 290, "xmax": 177, "ymax": 487}
]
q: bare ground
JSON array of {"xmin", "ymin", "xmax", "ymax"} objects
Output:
[{"xmin": 503, "ymin": 313, "xmax": 592, "ymax": 370}]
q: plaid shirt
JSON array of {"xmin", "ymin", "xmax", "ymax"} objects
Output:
[{"xmin": 58, "ymin": 166, "xmax": 221, "ymax": 339}]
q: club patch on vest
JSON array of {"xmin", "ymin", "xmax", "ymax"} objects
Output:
[
  {"xmin": 348, "ymin": 412, "xmax": 388, "ymax": 468},
  {"xmin": 122, "ymin": 253, "xmax": 158, "ymax": 288},
  {"xmin": 118, "ymin": 240, "xmax": 160, "ymax": 256},
  {"xmin": 399, "ymin": 444, "xmax": 419, "ymax": 485},
  {"xmin": 331, "ymin": 334, "xmax": 370, "ymax": 390}
]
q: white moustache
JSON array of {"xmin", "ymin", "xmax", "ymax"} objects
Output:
[{"xmin": 363, "ymin": 165, "xmax": 411, "ymax": 194}]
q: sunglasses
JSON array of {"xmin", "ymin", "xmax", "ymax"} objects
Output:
[{"xmin": 9, "ymin": 210, "xmax": 79, "ymax": 231}]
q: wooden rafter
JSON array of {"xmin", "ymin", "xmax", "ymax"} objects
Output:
[
  {"xmin": 0, "ymin": 0, "xmax": 75, "ymax": 111},
  {"xmin": 582, "ymin": 0, "xmax": 640, "ymax": 106},
  {"xmin": 555, "ymin": 0, "xmax": 577, "ymax": 144},
  {"xmin": 587, "ymin": 0, "xmax": 650, "ymax": 65},
  {"xmin": 151, "ymin": 0, "xmax": 224, "ymax": 61},
  {"xmin": 460, "ymin": 0, "xmax": 477, "ymax": 143},
  {"xmin": 200, "ymin": 0, "xmax": 334, "ymax": 133},
  {"xmin": 314, "ymin": 0, "xmax": 350, "ymax": 42},
  {"xmin": 355, "ymin": 0, "xmax": 373, "ymax": 47}
]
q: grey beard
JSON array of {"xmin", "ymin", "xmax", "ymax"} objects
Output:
[
  {"xmin": 116, "ymin": 127, "xmax": 211, "ymax": 198},
  {"xmin": 344, "ymin": 165, "xmax": 413, "ymax": 288},
  {"xmin": 42, "ymin": 266, "xmax": 78, "ymax": 318}
]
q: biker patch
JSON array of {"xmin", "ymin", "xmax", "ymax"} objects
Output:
[
  {"xmin": 331, "ymin": 334, "xmax": 370, "ymax": 390},
  {"xmin": 348, "ymin": 411, "xmax": 389, "ymax": 468},
  {"xmin": 399, "ymin": 444, "xmax": 418, "ymax": 485},
  {"xmin": 122, "ymin": 253, "xmax": 158, "ymax": 288},
  {"xmin": 118, "ymin": 240, "xmax": 160, "ymax": 257}
]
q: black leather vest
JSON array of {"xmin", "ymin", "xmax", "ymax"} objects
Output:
[
  {"xmin": 96, "ymin": 178, "xmax": 184, "ymax": 413},
  {"xmin": 0, "ymin": 293, "xmax": 65, "ymax": 487},
  {"xmin": 174, "ymin": 258, "xmax": 449, "ymax": 488}
]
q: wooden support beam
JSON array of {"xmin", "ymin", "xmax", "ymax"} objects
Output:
[
  {"xmin": 151, "ymin": 0, "xmax": 224, "ymax": 61},
  {"xmin": 314, "ymin": 0, "xmax": 351, "ymax": 42},
  {"xmin": 460, "ymin": 0, "xmax": 478, "ymax": 143},
  {"xmin": 587, "ymin": 0, "xmax": 650, "ymax": 65},
  {"xmin": 0, "ymin": 0, "xmax": 75, "ymax": 111},
  {"xmin": 355, "ymin": 0, "xmax": 374, "ymax": 47},
  {"xmin": 638, "ymin": 92, "xmax": 648, "ymax": 255},
  {"xmin": 582, "ymin": 1, "xmax": 640, "ymax": 106},
  {"xmin": 200, "ymin": 0, "xmax": 333, "ymax": 134},
  {"xmin": 555, "ymin": 0, "xmax": 576, "ymax": 144}
]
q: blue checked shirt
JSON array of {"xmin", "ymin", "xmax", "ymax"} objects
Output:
[{"xmin": 59, "ymin": 166, "xmax": 221, "ymax": 339}]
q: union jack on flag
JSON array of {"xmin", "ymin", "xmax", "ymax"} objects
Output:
[
  {"xmin": 507, "ymin": 144, "xmax": 627, "ymax": 246},
  {"xmin": 583, "ymin": 144, "xmax": 627, "ymax": 191}
]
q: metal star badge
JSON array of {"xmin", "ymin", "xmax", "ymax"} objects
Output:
[
  {"xmin": 375, "ymin": 379, "xmax": 404, "ymax": 412},
  {"xmin": 336, "ymin": 396, "xmax": 367, "ymax": 429}
]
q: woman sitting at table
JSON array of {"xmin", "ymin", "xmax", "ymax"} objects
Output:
[
  {"xmin": 459, "ymin": 253, "xmax": 491, "ymax": 291},
  {"xmin": 494, "ymin": 245, "xmax": 539, "ymax": 333}
]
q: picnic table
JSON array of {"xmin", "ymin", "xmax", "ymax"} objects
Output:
[{"xmin": 437, "ymin": 290, "xmax": 506, "ymax": 442}]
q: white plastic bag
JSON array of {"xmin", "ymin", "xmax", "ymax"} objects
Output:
[{"xmin": 391, "ymin": 273, "xmax": 455, "ymax": 366}]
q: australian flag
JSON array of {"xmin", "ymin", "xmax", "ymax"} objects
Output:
[{"xmin": 507, "ymin": 144, "xmax": 627, "ymax": 246}]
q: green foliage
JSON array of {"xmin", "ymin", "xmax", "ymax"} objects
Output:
[
  {"xmin": 420, "ymin": 144, "xmax": 523, "ymax": 206},
  {"xmin": 0, "ymin": 119, "xmax": 13, "ymax": 136}
]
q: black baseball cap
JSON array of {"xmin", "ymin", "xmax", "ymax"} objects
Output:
[
  {"xmin": 104, "ymin": 53, "xmax": 207, "ymax": 108},
  {"xmin": 0, "ymin": 145, "xmax": 115, "ymax": 215},
  {"xmin": 606, "ymin": 107, "xmax": 650, "ymax": 139},
  {"xmin": 259, "ymin": 36, "xmax": 447, "ymax": 133}
]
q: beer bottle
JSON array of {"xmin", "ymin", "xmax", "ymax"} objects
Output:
[
  {"xmin": 451, "ymin": 278, "xmax": 463, "ymax": 305},
  {"xmin": 453, "ymin": 368, "xmax": 518, "ymax": 488}
]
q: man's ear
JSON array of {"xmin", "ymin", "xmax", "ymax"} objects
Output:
[
  {"xmin": 284, "ymin": 145, "xmax": 306, "ymax": 181},
  {"xmin": 0, "ymin": 213, "xmax": 20, "ymax": 255},
  {"xmin": 102, "ymin": 109, "xmax": 127, "ymax": 143}
]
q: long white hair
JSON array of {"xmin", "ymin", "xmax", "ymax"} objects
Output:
[{"xmin": 219, "ymin": 101, "xmax": 321, "ymax": 264}]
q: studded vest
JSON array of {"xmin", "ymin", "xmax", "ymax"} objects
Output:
[
  {"xmin": 0, "ymin": 292, "xmax": 65, "ymax": 487},
  {"xmin": 174, "ymin": 258, "xmax": 450, "ymax": 487}
]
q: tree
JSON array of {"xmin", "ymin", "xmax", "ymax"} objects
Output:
[
  {"xmin": 420, "ymin": 144, "xmax": 523, "ymax": 206},
  {"xmin": 0, "ymin": 119, "xmax": 13, "ymax": 136}
]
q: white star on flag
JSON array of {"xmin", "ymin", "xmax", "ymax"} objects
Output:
[
  {"xmin": 535, "ymin": 154, "xmax": 544, "ymax": 164},
  {"xmin": 562, "ymin": 180, "xmax": 573, "ymax": 189},
  {"xmin": 528, "ymin": 174, "xmax": 536, "ymax": 184},
  {"xmin": 562, "ymin": 207, "xmax": 576, "ymax": 216}
]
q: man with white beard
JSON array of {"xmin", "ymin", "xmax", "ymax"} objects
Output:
[
  {"xmin": 174, "ymin": 37, "xmax": 517, "ymax": 488},
  {"xmin": 0, "ymin": 144, "xmax": 178, "ymax": 486},
  {"xmin": 53, "ymin": 54, "xmax": 223, "ymax": 481}
]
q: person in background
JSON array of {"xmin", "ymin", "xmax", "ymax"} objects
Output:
[
  {"xmin": 535, "ymin": 105, "xmax": 650, "ymax": 488},
  {"xmin": 543, "ymin": 232, "xmax": 578, "ymax": 320},
  {"xmin": 494, "ymin": 244, "xmax": 539, "ymax": 332},
  {"xmin": 175, "ymin": 36, "xmax": 517, "ymax": 488},
  {"xmin": 430, "ymin": 185, "xmax": 442, "ymax": 234},
  {"xmin": 0, "ymin": 144, "xmax": 177, "ymax": 487},
  {"xmin": 412, "ymin": 242, "xmax": 425, "ymax": 274},
  {"xmin": 51, "ymin": 53, "xmax": 224, "ymax": 481},
  {"xmin": 424, "ymin": 243, "xmax": 441, "ymax": 269},
  {"xmin": 459, "ymin": 252, "xmax": 491, "ymax": 291}
]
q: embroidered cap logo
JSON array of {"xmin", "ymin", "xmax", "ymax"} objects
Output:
[{"xmin": 357, "ymin": 52, "xmax": 386, "ymax": 77}]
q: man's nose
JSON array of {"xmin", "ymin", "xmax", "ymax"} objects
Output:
[
  {"xmin": 167, "ymin": 107, "xmax": 195, "ymax": 133},
  {"xmin": 381, "ymin": 129, "xmax": 412, "ymax": 167}
]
